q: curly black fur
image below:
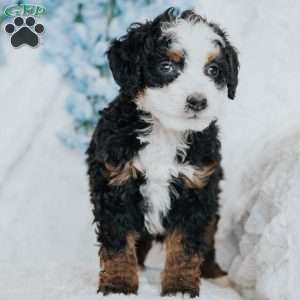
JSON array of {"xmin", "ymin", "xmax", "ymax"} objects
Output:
[
  {"xmin": 87, "ymin": 98, "xmax": 223, "ymax": 254},
  {"xmin": 86, "ymin": 98, "xmax": 147, "ymax": 251},
  {"xmin": 165, "ymin": 122, "xmax": 223, "ymax": 256}
]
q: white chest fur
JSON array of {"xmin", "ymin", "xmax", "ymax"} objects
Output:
[{"xmin": 134, "ymin": 123, "xmax": 191, "ymax": 234}]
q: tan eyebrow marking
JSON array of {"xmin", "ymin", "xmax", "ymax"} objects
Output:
[
  {"xmin": 166, "ymin": 50, "xmax": 184, "ymax": 63},
  {"xmin": 207, "ymin": 51, "xmax": 219, "ymax": 64}
]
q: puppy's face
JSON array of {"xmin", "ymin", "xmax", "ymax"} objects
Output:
[{"xmin": 108, "ymin": 8, "xmax": 239, "ymax": 131}]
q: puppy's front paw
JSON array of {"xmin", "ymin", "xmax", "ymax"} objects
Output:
[
  {"xmin": 161, "ymin": 271, "xmax": 199, "ymax": 298},
  {"xmin": 98, "ymin": 269, "xmax": 138, "ymax": 295},
  {"xmin": 161, "ymin": 287, "xmax": 199, "ymax": 298}
]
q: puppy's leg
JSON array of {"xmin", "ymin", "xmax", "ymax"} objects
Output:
[
  {"xmin": 87, "ymin": 155, "xmax": 141, "ymax": 295},
  {"xmin": 161, "ymin": 231, "xmax": 203, "ymax": 298},
  {"xmin": 99, "ymin": 233, "xmax": 139, "ymax": 295},
  {"xmin": 136, "ymin": 231, "xmax": 153, "ymax": 269},
  {"xmin": 201, "ymin": 216, "xmax": 227, "ymax": 279}
]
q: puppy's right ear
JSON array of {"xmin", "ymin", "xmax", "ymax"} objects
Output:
[{"xmin": 107, "ymin": 34, "xmax": 143, "ymax": 97}]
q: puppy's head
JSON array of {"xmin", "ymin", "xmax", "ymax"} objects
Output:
[{"xmin": 108, "ymin": 8, "xmax": 239, "ymax": 131}]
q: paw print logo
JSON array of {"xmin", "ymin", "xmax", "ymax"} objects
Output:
[{"xmin": 5, "ymin": 16, "xmax": 44, "ymax": 48}]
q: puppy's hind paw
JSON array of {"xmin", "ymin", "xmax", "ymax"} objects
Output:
[{"xmin": 209, "ymin": 275, "xmax": 233, "ymax": 288}]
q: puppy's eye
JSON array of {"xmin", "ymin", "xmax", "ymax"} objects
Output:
[
  {"xmin": 159, "ymin": 61, "xmax": 175, "ymax": 73},
  {"xmin": 206, "ymin": 64, "xmax": 219, "ymax": 78}
]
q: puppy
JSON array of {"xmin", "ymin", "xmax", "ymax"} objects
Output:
[{"xmin": 86, "ymin": 7, "xmax": 239, "ymax": 297}]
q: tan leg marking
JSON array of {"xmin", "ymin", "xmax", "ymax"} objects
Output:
[
  {"xmin": 161, "ymin": 232, "xmax": 203, "ymax": 297},
  {"xmin": 99, "ymin": 233, "xmax": 139, "ymax": 295}
]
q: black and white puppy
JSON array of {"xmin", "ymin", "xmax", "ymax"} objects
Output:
[{"xmin": 87, "ymin": 7, "xmax": 239, "ymax": 297}]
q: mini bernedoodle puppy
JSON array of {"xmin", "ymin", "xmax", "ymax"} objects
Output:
[{"xmin": 87, "ymin": 7, "xmax": 239, "ymax": 298}]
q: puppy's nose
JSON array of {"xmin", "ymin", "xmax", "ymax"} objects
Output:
[{"xmin": 186, "ymin": 94, "xmax": 207, "ymax": 112}]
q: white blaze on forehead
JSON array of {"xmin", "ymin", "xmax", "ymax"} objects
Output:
[{"xmin": 163, "ymin": 19, "xmax": 222, "ymax": 66}]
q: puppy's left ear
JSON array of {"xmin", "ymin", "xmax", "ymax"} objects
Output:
[{"xmin": 224, "ymin": 44, "xmax": 239, "ymax": 100}]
